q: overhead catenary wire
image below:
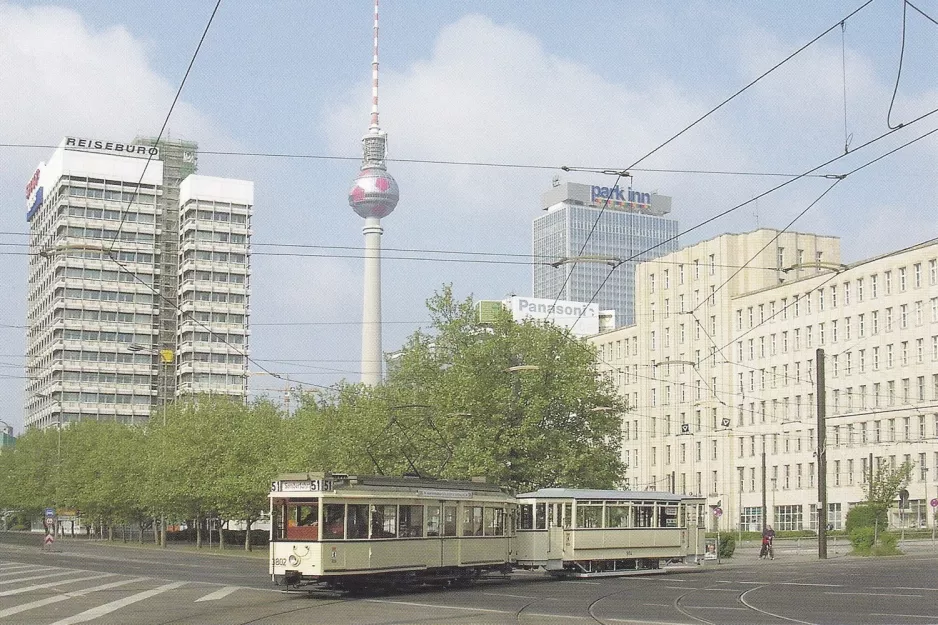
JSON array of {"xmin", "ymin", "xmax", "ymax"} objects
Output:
[
  {"xmin": 106, "ymin": 0, "xmax": 223, "ymax": 252},
  {"xmin": 0, "ymin": 143, "xmax": 848, "ymax": 180}
]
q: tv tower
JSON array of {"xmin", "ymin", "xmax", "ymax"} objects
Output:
[{"xmin": 348, "ymin": 0, "xmax": 399, "ymax": 385}]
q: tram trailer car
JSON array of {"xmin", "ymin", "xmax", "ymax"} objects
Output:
[
  {"xmin": 514, "ymin": 489, "xmax": 707, "ymax": 577},
  {"xmin": 269, "ymin": 473, "xmax": 515, "ymax": 590}
]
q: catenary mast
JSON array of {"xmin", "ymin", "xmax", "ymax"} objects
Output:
[{"xmin": 348, "ymin": 0, "xmax": 399, "ymax": 385}]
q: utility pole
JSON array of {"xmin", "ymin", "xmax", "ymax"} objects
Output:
[
  {"xmin": 761, "ymin": 450, "xmax": 767, "ymax": 532},
  {"xmin": 816, "ymin": 348, "xmax": 828, "ymax": 559}
]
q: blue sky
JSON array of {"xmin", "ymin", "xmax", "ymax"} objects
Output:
[{"xmin": 1, "ymin": 1, "xmax": 936, "ymax": 430}]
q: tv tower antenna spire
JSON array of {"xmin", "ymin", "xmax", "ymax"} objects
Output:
[{"xmin": 348, "ymin": 0, "xmax": 399, "ymax": 386}]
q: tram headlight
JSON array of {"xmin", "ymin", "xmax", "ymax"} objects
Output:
[{"xmin": 288, "ymin": 554, "xmax": 300, "ymax": 566}]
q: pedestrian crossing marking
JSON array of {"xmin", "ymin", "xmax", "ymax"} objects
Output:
[
  {"xmin": 0, "ymin": 577, "xmax": 145, "ymax": 620},
  {"xmin": 0, "ymin": 570, "xmax": 75, "ymax": 587},
  {"xmin": 195, "ymin": 585, "xmax": 239, "ymax": 602},
  {"xmin": 46, "ymin": 580, "xmax": 186, "ymax": 625},
  {"xmin": 0, "ymin": 572, "xmax": 114, "ymax": 597},
  {"xmin": 0, "ymin": 567, "xmax": 57, "ymax": 578}
]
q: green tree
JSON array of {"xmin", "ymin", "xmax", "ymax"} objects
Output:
[{"xmin": 293, "ymin": 286, "xmax": 625, "ymax": 491}]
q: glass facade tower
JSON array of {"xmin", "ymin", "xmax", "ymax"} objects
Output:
[{"xmin": 533, "ymin": 181, "xmax": 679, "ymax": 326}]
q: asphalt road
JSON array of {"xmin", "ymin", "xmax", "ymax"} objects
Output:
[{"xmin": 2, "ymin": 531, "xmax": 938, "ymax": 624}]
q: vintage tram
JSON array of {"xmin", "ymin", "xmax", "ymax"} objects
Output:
[
  {"xmin": 269, "ymin": 472, "xmax": 515, "ymax": 589},
  {"xmin": 269, "ymin": 472, "xmax": 706, "ymax": 590},
  {"xmin": 514, "ymin": 488, "xmax": 706, "ymax": 576}
]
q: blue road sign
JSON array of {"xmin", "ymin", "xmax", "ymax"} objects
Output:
[{"xmin": 45, "ymin": 508, "xmax": 55, "ymax": 518}]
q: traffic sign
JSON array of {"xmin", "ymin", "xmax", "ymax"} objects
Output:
[
  {"xmin": 930, "ymin": 498, "xmax": 938, "ymax": 508},
  {"xmin": 713, "ymin": 507, "xmax": 723, "ymax": 517},
  {"xmin": 43, "ymin": 534, "xmax": 54, "ymax": 547},
  {"xmin": 44, "ymin": 508, "xmax": 55, "ymax": 518}
]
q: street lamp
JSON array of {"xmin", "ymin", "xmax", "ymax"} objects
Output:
[
  {"xmin": 771, "ymin": 477, "xmax": 778, "ymax": 528},
  {"xmin": 128, "ymin": 344, "xmax": 174, "ymax": 547}
]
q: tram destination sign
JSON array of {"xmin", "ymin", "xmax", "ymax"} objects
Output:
[
  {"xmin": 417, "ymin": 488, "xmax": 474, "ymax": 499},
  {"xmin": 271, "ymin": 478, "xmax": 335, "ymax": 493}
]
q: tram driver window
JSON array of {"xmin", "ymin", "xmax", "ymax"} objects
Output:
[
  {"xmin": 371, "ymin": 504, "xmax": 397, "ymax": 538},
  {"xmin": 346, "ymin": 504, "xmax": 368, "ymax": 539},
  {"xmin": 286, "ymin": 501, "xmax": 320, "ymax": 540},
  {"xmin": 323, "ymin": 504, "xmax": 345, "ymax": 539}
]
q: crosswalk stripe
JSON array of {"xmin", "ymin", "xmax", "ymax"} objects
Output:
[
  {"xmin": 0, "ymin": 577, "xmax": 146, "ymax": 620},
  {"xmin": 0, "ymin": 567, "xmax": 58, "ymax": 578},
  {"xmin": 46, "ymin": 581, "xmax": 186, "ymax": 625},
  {"xmin": 0, "ymin": 563, "xmax": 35, "ymax": 571},
  {"xmin": 0, "ymin": 570, "xmax": 75, "ymax": 586},
  {"xmin": 195, "ymin": 586, "xmax": 239, "ymax": 602},
  {"xmin": 0, "ymin": 573, "xmax": 114, "ymax": 597}
]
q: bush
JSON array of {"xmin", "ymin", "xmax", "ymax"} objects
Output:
[
  {"xmin": 872, "ymin": 532, "xmax": 902, "ymax": 556},
  {"xmin": 719, "ymin": 534, "xmax": 736, "ymax": 559},
  {"xmin": 845, "ymin": 504, "xmax": 887, "ymax": 534},
  {"xmin": 849, "ymin": 527, "xmax": 875, "ymax": 554}
]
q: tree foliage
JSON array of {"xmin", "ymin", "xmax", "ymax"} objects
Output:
[
  {"xmin": 1, "ymin": 285, "xmax": 627, "ymax": 536},
  {"xmin": 288, "ymin": 286, "xmax": 626, "ymax": 491}
]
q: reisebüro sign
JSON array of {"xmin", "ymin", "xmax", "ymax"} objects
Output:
[{"xmin": 64, "ymin": 136, "xmax": 159, "ymax": 158}]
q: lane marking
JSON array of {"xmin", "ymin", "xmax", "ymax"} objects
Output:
[
  {"xmin": 781, "ymin": 582, "xmax": 842, "ymax": 587},
  {"xmin": 366, "ymin": 599, "xmax": 510, "ymax": 614},
  {"xmin": 683, "ymin": 606, "xmax": 748, "ymax": 610},
  {"xmin": 47, "ymin": 580, "xmax": 186, "ymax": 625},
  {"xmin": 0, "ymin": 573, "xmax": 114, "ymax": 597},
  {"xmin": 739, "ymin": 585, "xmax": 817, "ymax": 625},
  {"xmin": 195, "ymin": 585, "xmax": 239, "ymax": 602},
  {"xmin": 871, "ymin": 613, "xmax": 938, "ymax": 619},
  {"xmin": 0, "ymin": 577, "xmax": 146, "ymax": 620},
  {"xmin": 482, "ymin": 592, "xmax": 540, "ymax": 599},
  {"xmin": 869, "ymin": 586, "xmax": 938, "ymax": 592},
  {"xmin": 825, "ymin": 591, "xmax": 921, "ymax": 597},
  {"xmin": 560, "ymin": 580, "xmax": 601, "ymax": 585}
]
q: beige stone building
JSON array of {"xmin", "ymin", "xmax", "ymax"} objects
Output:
[{"xmin": 591, "ymin": 229, "xmax": 938, "ymax": 531}]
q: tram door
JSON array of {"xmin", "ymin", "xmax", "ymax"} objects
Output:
[
  {"xmin": 440, "ymin": 503, "xmax": 459, "ymax": 567},
  {"xmin": 546, "ymin": 502, "xmax": 564, "ymax": 570}
]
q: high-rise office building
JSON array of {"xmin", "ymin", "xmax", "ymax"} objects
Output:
[
  {"xmin": 24, "ymin": 136, "xmax": 252, "ymax": 430},
  {"xmin": 533, "ymin": 180, "xmax": 679, "ymax": 326}
]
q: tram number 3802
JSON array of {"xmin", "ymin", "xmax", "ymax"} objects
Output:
[{"xmin": 272, "ymin": 558, "xmax": 287, "ymax": 567}]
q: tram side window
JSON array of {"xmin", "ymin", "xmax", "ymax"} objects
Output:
[
  {"xmin": 606, "ymin": 504, "xmax": 631, "ymax": 528},
  {"xmin": 346, "ymin": 504, "xmax": 368, "ymax": 539},
  {"xmin": 520, "ymin": 504, "xmax": 533, "ymax": 530},
  {"xmin": 323, "ymin": 504, "xmax": 345, "ymax": 539},
  {"xmin": 443, "ymin": 505, "xmax": 458, "ymax": 536},
  {"xmin": 634, "ymin": 505, "xmax": 655, "ymax": 528},
  {"xmin": 399, "ymin": 505, "xmax": 424, "ymax": 538},
  {"xmin": 463, "ymin": 505, "xmax": 484, "ymax": 536},
  {"xmin": 371, "ymin": 504, "xmax": 397, "ymax": 538},
  {"xmin": 576, "ymin": 504, "xmax": 603, "ymax": 528},
  {"xmin": 660, "ymin": 505, "xmax": 678, "ymax": 528},
  {"xmin": 484, "ymin": 507, "xmax": 505, "ymax": 536},
  {"xmin": 535, "ymin": 503, "xmax": 547, "ymax": 530},
  {"xmin": 426, "ymin": 505, "xmax": 441, "ymax": 537},
  {"xmin": 563, "ymin": 503, "xmax": 572, "ymax": 528}
]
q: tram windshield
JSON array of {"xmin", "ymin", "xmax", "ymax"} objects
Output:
[{"xmin": 271, "ymin": 498, "xmax": 321, "ymax": 541}]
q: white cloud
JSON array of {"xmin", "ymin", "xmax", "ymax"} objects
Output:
[
  {"xmin": 0, "ymin": 2, "xmax": 227, "ymax": 146},
  {"xmin": 323, "ymin": 14, "xmax": 746, "ymax": 224}
]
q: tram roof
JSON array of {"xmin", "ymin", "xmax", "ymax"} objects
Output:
[
  {"xmin": 271, "ymin": 472, "xmax": 510, "ymax": 496},
  {"xmin": 516, "ymin": 488, "xmax": 690, "ymax": 502}
]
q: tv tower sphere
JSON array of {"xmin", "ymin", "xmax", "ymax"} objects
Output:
[{"xmin": 348, "ymin": 164, "xmax": 399, "ymax": 219}]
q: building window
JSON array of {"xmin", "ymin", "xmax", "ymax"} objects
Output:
[{"xmin": 900, "ymin": 267, "xmax": 907, "ymax": 291}]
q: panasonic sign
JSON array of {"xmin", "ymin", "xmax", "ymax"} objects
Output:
[{"xmin": 508, "ymin": 296, "xmax": 600, "ymax": 336}]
